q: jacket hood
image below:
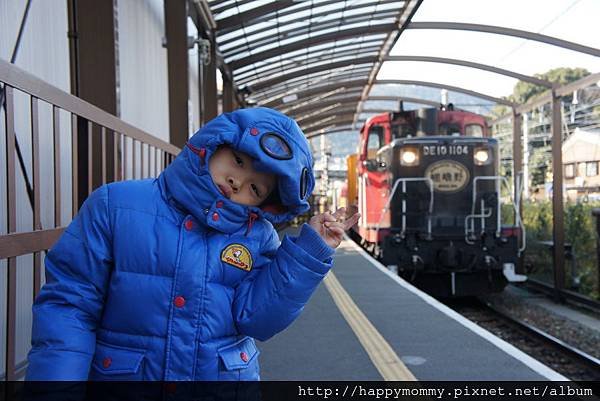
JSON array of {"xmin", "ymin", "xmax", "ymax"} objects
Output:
[{"xmin": 158, "ymin": 107, "xmax": 315, "ymax": 233}]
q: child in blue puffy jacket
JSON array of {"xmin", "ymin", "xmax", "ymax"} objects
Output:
[{"xmin": 26, "ymin": 107, "xmax": 359, "ymax": 381}]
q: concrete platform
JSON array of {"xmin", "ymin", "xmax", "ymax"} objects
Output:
[{"xmin": 256, "ymin": 227, "xmax": 567, "ymax": 381}]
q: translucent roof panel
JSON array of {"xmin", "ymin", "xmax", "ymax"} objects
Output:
[
  {"xmin": 411, "ymin": 0, "xmax": 600, "ymax": 49},
  {"xmin": 370, "ymin": 83, "xmax": 496, "ymax": 115},
  {"xmin": 208, "ymin": 0, "xmax": 599, "ymax": 135},
  {"xmin": 211, "ymin": 0, "xmax": 276, "ymax": 20},
  {"xmin": 374, "ymin": 0, "xmax": 600, "ymax": 119},
  {"xmin": 231, "ymin": 35, "xmax": 387, "ymax": 75},
  {"xmin": 209, "ymin": 0, "xmax": 416, "ymax": 133},
  {"xmin": 378, "ymin": 61, "xmax": 519, "ymax": 98},
  {"xmin": 235, "ymin": 47, "xmax": 381, "ymax": 85}
]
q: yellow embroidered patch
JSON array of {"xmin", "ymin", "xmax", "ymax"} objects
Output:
[{"xmin": 221, "ymin": 244, "xmax": 253, "ymax": 271}]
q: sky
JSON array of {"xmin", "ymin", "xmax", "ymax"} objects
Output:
[{"xmin": 378, "ymin": 0, "xmax": 600, "ymax": 98}]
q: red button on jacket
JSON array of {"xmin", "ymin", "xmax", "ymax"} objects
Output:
[
  {"xmin": 174, "ymin": 296, "xmax": 186, "ymax": 308},
  {"xmin": 103, "ymin": 357, "xmax": 112, "ymax": 368},
  {"xmin": 240, "ymin": 352, "xmax": 249, "ymax": 362},
  {"xmin": 184, "ymin": 220, "xmax": 193, "ymax": 230}
]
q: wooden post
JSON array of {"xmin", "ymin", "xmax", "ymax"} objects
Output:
[
  {"xmin": 223, "ymin": 75, "xmax": 234, "ymax": 112},
  {"xmin": 202, "ymin": 33, "xmax": 218, "ymax": 123},
  {"xmin": 164, "ymin": 0, "xmax": 189, "ymax": 148},
  {"xmin": 67, "ymin": 0, "xmax": 117, "ymax": 208}
]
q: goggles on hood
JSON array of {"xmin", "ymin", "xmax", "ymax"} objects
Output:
[
  {"xmin": 257, "ymin": 132, "xmax": 310, "ymax": 203},
  {"xmin": 260, "ymin": 132, "xmax": 293, "ymax": 160}
]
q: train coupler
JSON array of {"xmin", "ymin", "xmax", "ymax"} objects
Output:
[{"xmin": 438, "ymin": 241, "xmax": 460, "ymax": 268}]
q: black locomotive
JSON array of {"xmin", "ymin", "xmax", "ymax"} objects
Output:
[{"xmin": 350, "ymin": 107, "xmax": 526, "ymax": 297}]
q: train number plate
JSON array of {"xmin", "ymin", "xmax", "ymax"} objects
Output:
[
  {"xmin": 425, "ymin": 160, "xmax": 470, "ymax": 192},
  {"xmin": 422, "ymin": 145, "xmax": 468, "ymax": 156}
]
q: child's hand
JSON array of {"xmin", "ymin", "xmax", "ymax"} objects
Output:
[{"xmin": 308, "ymin": 207, "xmax": 360, "ymax": 249}]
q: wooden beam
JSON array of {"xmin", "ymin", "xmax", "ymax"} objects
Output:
[{"xmin": 164, "ymin": 0, "xmax": 189, "ymax": 147}]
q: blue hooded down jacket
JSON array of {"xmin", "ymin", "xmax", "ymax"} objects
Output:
[{"xmin": 26, "ymin": 108, "xmax": 335, "ymax": 380}]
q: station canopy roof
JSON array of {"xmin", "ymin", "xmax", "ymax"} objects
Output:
[{"xmin": 207, "ymin": 0, "xmax": 600, "ymax": 137}]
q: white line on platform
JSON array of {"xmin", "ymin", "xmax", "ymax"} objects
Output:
[{"xmin": 342, "ymin": 236, "xmax": 569, "ymax": 381}]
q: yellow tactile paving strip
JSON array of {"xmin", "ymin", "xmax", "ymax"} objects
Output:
[{"xmin": 324, "ymin": 270, "xmax": 417, "ymax": 381}]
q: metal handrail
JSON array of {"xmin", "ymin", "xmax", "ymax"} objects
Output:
[
  {"xmin": 0, "ymin": 59, "xmax": 179, "ymax": 154},
  {"xmin": 465, "ymin": 175, "xmax": 526, "ymax": 254},
  {"xmin": 1, "ymin": 59, "xmax": 180, "ymax": 381},
  {"xmin": 375, "ymin": 177, "xmax": 434, "ymax": 240}
]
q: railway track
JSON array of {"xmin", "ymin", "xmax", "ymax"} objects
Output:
[
  {"xmin": 349, "ymin": 231, "xmax": 600, "ymax": 380},
  {"xmin": 446, "ymin": 298, "xmax": 600, "ymax": 381}
]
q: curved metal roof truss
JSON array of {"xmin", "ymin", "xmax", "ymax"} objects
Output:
[
  {"xmin": 207, "ymin": 1, "xmax": 599, "ymax": 135},
  {"xmin": 235, "ymin": 42, "xmax": 383, "ymax": 83}
]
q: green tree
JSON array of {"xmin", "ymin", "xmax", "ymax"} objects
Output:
[
  {"xmin": 491, "ymin": 67, "xmax": 591, "ymax": 117},
  {"xmin": 511, "ymin": 67, "xmax": 590, "ymax": 104}
]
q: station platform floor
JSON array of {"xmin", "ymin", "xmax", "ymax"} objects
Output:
[{"xmin": 256, "ymin": 226, "xmax": 567, "ymax": 381}]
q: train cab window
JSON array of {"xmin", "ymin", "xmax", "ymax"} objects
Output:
[
  {"xmin": 465, "ymin": 124, "xmax": 484, "ymax": 137},
  {"xmin": 366, "ymin": 125, "xmax": 384, "ymax": 160},
  {"xmin": 438, "ymin": 123, "xmax": 461, "ymax": 136},
  {"xmin": 392, "ymin": 123, "xmax": 415, "ymax": 139}
]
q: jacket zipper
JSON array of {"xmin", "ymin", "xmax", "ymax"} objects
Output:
[{"xmin": 245, "ymin": 212, "xmax": 259, "ymax": 236}]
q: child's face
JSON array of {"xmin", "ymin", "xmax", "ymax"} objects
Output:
[{"xmin": 208, "ymin": 145, "xmax": 276, "ymax": 206}]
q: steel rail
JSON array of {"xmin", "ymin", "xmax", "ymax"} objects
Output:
[
  {"xmin": 518, "ymin": 280, "xmax": 600, "ymax": 313},
  {"xmin": 482, "ymin": 300, "xmax": 600, "ymax": 376}
]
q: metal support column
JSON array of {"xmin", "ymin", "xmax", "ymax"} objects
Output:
[
  {"xmin": 512, "ymin": 108, "xmax": 522, "ymax": 203},
  {"xmin": 68, "ymin": 0, "xmax": 117, "ymax": 209},
  {"xmin": 522, "ymin": 113, "xmax": 530, "ymax": 199},
  {"xmin": 512, "ymin": 108, "xmax": 525, "ymax": 273},
  {"xmin": 551, "ymin": 90, "xmax": 566, "ymax": 302},
  {"xmin": 202, "ymin": 33, "xmax": 218, "ymax": 123},
  {"xmin": 164, "ymin": 0, "xmax": 189, "ymax": 148},
  {"xmin": 592, "ymin": 208, "xmax": 600, "ymax": 299}
]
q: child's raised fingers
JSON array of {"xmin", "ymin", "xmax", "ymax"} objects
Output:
[
  {"xmin": 323, "ymin": 213, "xmax": 337, "ymax": 222},
  {"xmin": 312, "ymin": 213, "xmax": 335, "ymax": 225},
  {"xmin": 343, "ymin": 212, "xmax": 361, "ymax": 231},
  {"xmin": 324, "ymin": 221, "xmax": 345, "ymax": 230},
  {"xmin": 327, "ymin": 225, "xmax": 345, "ymax": 237},
  {"xmin": 331, "ymin": 207, "xmax": 346, "ymax": 221}
]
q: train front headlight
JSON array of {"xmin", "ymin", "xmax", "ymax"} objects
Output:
[
  {"xmin": 400, "ymin": 148, "xmax": 419, "ymax": 166},
  {"xmin": 474, "ymin": 148, "xmax": 490, "ymax": 165}
]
